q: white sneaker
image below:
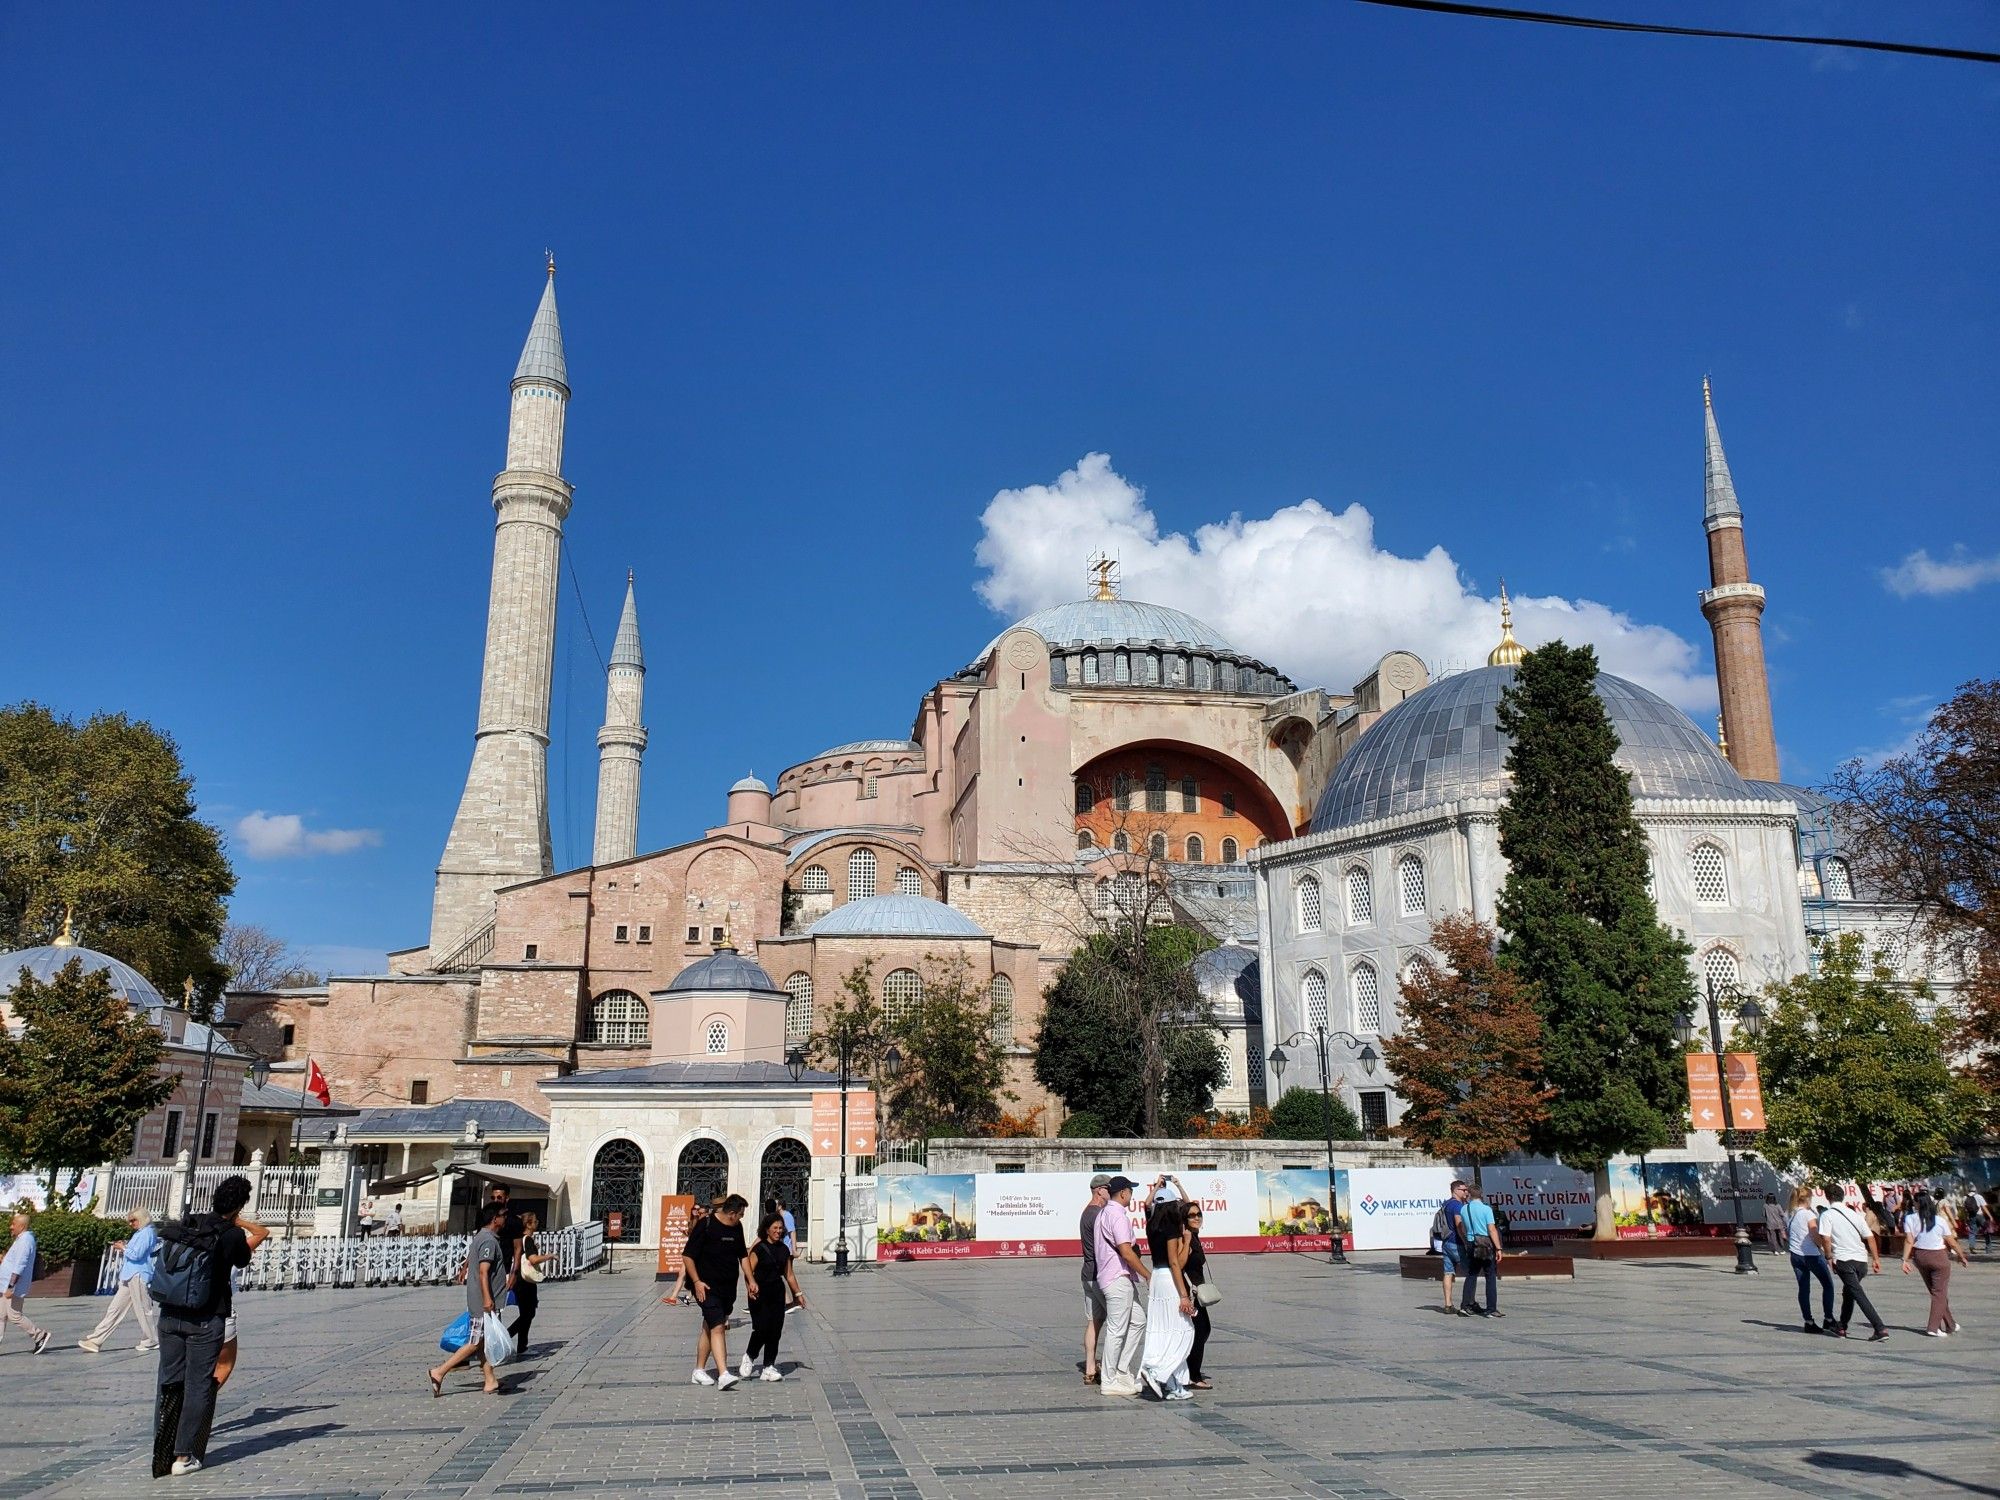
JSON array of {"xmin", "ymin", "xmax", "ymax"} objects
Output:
[
  {"xmin": 77, "ymin": 1340, "xmax": 101, "ymax": 1354},
  {"xmin": 1166, "ymin": 1386, "xmax": 1195, "ymax": 1401},
  {"xmin": 691, "ymin": 1368, "xmax": 716, "ymax": 1385},
  {"xmin": 1925, "ymin": 1330, "xmax": 1949, "ymax": 1338},
  {"xmin": 136, "ymin": 1342, "xmax": 158, "ymax": 1352},
  {"xmin": 759, "ymin": 1366, "xmax": 784, "ymax": 1381},
  {"xmin": 170, "ymin": 1457, "xmax": 202, "ymax": 1475},
  {"xmin": 717, "ymin": 1371, "xmax": 741, "ymax": 1391},
  {"xmin": 739, "ymin": 1354, "xmax": 755, "ymax": 1377}
]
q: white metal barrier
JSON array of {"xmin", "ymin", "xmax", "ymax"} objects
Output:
[{"xmin": 97, "ymin": 1222, "xmax": 605, "ymax": 1294}]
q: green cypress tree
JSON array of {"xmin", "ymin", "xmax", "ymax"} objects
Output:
[{"xmin": 1494, "ymin": 643, "xmax": 1694, "ymax": 1234}]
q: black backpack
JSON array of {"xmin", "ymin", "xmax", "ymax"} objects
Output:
[{"xmin": 152, "ymin": 1216, "xmax": 226, "ymax": 1314}]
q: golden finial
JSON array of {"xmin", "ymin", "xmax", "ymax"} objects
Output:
[
  {"xmin": 716, "ymin": 910, "xmax": 734, "ymax": 951},
  {"xmin": 545, "ymin": 248, "xmax": 556, "ymax": 278},
  {"xmin": 1487, "ymin": 579, "xmax": 1527, "ymax": 667},
  {"xmin": 53, "ymin": 906, "xmax": 75, "ymax": 947},
  {"xmin": 183, "ymin": 976, "xmax": 195, "ymax": 1004},
  {"xmin": 1716, "ymin": 715, "xmax": 1728, "ymax": 754},
  {"xmin": 1087, "ymin": 553, "xmax": 1120, "ymax": 601}
]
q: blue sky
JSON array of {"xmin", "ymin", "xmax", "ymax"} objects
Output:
[{"xmin": 5, "ymin": 5, "xmax": 1995, "ymax": 973}]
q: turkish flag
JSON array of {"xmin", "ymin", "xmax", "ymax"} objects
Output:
[{"xmin": 305, "ymin": 1058, "xmax": 331, "ymax": 1107}]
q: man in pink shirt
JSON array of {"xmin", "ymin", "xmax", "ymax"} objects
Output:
[{"xmin": 1092, "ymin": 1177, "xmax": 1149, "ymax": 1396}]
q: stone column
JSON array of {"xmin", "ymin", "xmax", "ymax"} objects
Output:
[
  {"xmin": 313, "ymin": 1124, "xmax": 358, "ymax": 1237},
  {"xmin": 168, "ymin": 1150, "xmax": 192, "ymax": 1221},
  {"xmin": 246, "ymin": 1148, "xmax": 266, "ymax": 1217}
]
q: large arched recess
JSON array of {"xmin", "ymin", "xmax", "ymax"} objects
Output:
[{"xmin": 1072, "ymin": 742, "xmax": 1292, "ymax": 857}]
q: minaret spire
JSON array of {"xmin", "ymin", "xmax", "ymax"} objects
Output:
[
  {"xmin": 1487, "ymin": 579, "xmax": 1527, "ymax": 667},
  {"xmin": 1696, "ymin": 381, "xmax": 1779, "ymax": 782},
  {"xmin": 430, "ymin": 266, "xmax": 577, "ymax": 960},
  {"xmin": 593, "ymin": 574, "xmax": 648, "ymax": 866}
]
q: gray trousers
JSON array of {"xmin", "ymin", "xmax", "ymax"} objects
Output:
[
  {"xmin": 1097, "ymin": 1275, "xmax": 1148, "ymax": 1383},
  {"xmin": 87, "ymin": 1278, "xmax": 160, "ymax": 1346}
]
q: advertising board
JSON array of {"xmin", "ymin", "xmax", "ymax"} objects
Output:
[{"xmin": 1346, "ymin": 1167, "xmax": 1457, "ymax": 1250}]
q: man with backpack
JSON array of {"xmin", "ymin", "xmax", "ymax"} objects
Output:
[
  {"xmin": 1430, "ymin": 1181, "xmax": 1471, "ymax": 1317},
  {"xmin": 152, "ymin": 1176, "xmax": 263, "ymax": 1475}
]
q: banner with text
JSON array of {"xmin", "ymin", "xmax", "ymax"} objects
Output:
[
  {"xmin": 1481, "ymin": 1160, "xmax": 1597, "ymax": 1238},
  {"xmin": 656, "ymin": 1194, "xmax": 695, "ymax": 1277},
  {"xmin": 1347, "ymin": 1167, "xmax": 1458, "ymax": 1250}
]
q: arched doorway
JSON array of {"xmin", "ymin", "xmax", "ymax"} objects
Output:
[
  {"xmin": 759, "ymin": 1138, "xmax": 811, "ymax": 1248},
  {"xmin": 589, "ymin": 1139, "xmax": 646, "ymax": 1238},
  {"xmin": 677, "ymin": 1137, "xmax": 729, "ymax": 1206}
]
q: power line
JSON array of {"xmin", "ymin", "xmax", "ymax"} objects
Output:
[{"xmin": 1349, "ymin": 0, "xmax": 2000, "ymax": 64}]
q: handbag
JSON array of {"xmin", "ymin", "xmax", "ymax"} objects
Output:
[
  {"xmin": 520, "ymin": 1235, "xmax": 545, "ymax": 1283},
  {"xmin": 1194, "ymin": 1278, "xmax": 1221, "ymax": 1308}
]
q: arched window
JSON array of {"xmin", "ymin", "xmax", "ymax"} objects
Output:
[
  {"xmin": 1352, "ymin": 962, "xmax": 1382, "ymax": 1034},
  {"xmin": 848, "ymin": 848, "xmax": 877, "ymax": 900},
  {"xmin": 1145, "ymin": 765, "xmax": 1167, "ymax": 812},
  {"xmin": 1113, "ymin": 773, "xmax": 1132, "ymax": 810},
  {"xmin": 1184, "ymin": 834, "xmax": 1204, "ymax": 863},
  {"xmin": 1220, "ymin": 837, "xmax": 1239, "ymax": 864},
  {"xmin": 1689, "ymin": 843, "xmax": 1728, "ymax": 905},
  {"xmin": 1149, "ymin": 832, "xmax": 1168, "ymax": 860},
  {"xmin": 1401, "ymin": 952, "xmax": 1438, "ymax": 992},
  {"xmin": 1346, "ymin": 866, "xmax": 1373, "ymax": 924},
  {"xmin": 800, "ymin": 864, "xmax": 831, "ymax": 894},
  {"xmin": 1112, "ymin": 830, "xmax": 1131, "ymax": 854},
  {"xmin": 586, "ymin": 990, "xmax": 649, "ymax": 1046},
  {"xmin": 590, "ymin": 1139, "xmax": 646, "ymax": 1231},
  {"xmin": 883, "ymin": 968, "xmax": 923, "ymax": 1025},
  {"xmin": 1180, "ymin": 776, "xmax": 1200, "ymax": 812},
  {"xmin": 704, "ymin": 1018, "xmax": 731, "ymax": 1055},
  {"xmin": 1297, "ymin": 874, "xmax": 1323, "ymax": 933},
  {"xmin": 1302, "ymin": 968, "xmax": 1328, "ymax": 1028},
  {"xmin": 784, "ymin": 972, "xmax": 814, "ymax": 1040},
  {"xmin": 895, "ymin": 867, "xmax": 922, "ymax": 897},
  {"xmin": 1397, "ymin": 855, "xmax": 1425, "ymax": 918},
  {"xmin": 989, "ymin": 973, "xmax": 1014, "ymax": 1046},
  {"xmin": 1822, "ymin": 857, "xmax": 1854, "ymax": 901},
  {"xmin": 1077, "ymin": 829, "xmax": 1097, "ymax": 851},
  {"xmin": 1700, "ymin": 946, "xmax": 1739, "ymax": 998},
  {"xmin": 1075, "ymin": 781, "xmax": 1096, "ymax": 814}
]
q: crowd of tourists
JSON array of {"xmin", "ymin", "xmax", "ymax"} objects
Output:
[
  {"xmin": 1079, "ymin": 1173, "xmax": 1217, "ymax": 1398},
  {"xmin": 1775, "ymin": 1184, "xmax": 1975, "ymax": 1340}
]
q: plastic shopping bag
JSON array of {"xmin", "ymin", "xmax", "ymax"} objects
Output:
[
  {"xmin": 482, "ymin": 1310, "xmax": 518, "ymax": 1367},
  {"xmin": 439, "ymin": 1311, "xmax": 473, "ymax": 1352}
]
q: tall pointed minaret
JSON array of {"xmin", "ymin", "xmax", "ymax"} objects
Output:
[
  {"xmin": 1697, "ymin": 379, "xmax": 1780, "ymax": 782},
  {"xmin": 430, "ymin": 260, "xmax": 574, "ymax": 960},
  {"xmin": 592, "ymin": 574, "xmax": 647, "ymax": 865}
]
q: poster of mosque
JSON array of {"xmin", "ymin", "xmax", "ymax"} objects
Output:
[
  {"xmin": 876, "ymin": 1174, "xmax": 979, "ymax": 1259},
  {"xmin": 1254, "ymin": 1167, "xmax": 1351, "ymax": 1252},
  {"xmin": 1608, "ymin": 1160, "xmax": 1724, "ymax": 1237}
]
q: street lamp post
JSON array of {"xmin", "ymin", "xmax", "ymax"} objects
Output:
[
  {"xmin": 179, "ymin": 979, "xmax": 240, "ymax": 1219},
  {"xmin": 1676, "ymin": 979, "xmax": 1766, "ymax": 1275},
  {"xmin": 790, "ymin": 1037, "xmax": 899, "ymax": 1276},
  {"xmin": 1268, "ymin": 1026, "xmax": 1379, "ymax": 1266}
]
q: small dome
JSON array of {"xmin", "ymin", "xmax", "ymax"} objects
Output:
[
  {"xmin": 666, "ymin": 949, "xmax": 784, "ymax": 996},
  {"xmin": 0, "ymin": 939, "xmax": 166, "ymax": 1011},
  {"xmin": 1312, "ymin": 665, "xmax": 1784, "ymax": 832},
  {"xmin": 807, "ymin": 894, "xmax": 987, "ymax": 939},
  {"xmin": 1189, "ymin": 941, "xmax": 1262, "ymax": 1023},
  {"xmin": 730, "ymin": 773, "xmax": 770, "ymax": 794}
]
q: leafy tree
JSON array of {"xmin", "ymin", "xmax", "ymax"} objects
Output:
[
  {"xmin": 0, "ymin": 703, "xmax": 234, "ymax": 1003},
  {"xmin": 0, "ymin": 959, "xmax": 174, "ymax": 1206},
  {"xmin": 1163, "ymin": 1026, "xmax": 1226, "ymax": 1130},
  {"xmin": 1382, "ymin": 914, "xmax": 1554, "ymax": 1183},
  {"xmin": 1494, "ymin": 643, "xmax": 1694, "ymax": 1232},
  {"xmin": 1267, "ymin": 1086, "xmax": 1362, "ymax": 1142},
  {"xmin": 881, "ymin": 961, "xmax": 1011, "ymax": 1140},
  {"xmin": 1755, "ymin": 933, "xmax": 1977, "ymax": 1186},
  {"xmin": 1187, "ymin": 1107, "xmax": 1271, "ymax": 1140},
  {"xmin": 1056, "ymin": 1110, "xmax": 1105, "ymax": 1139}
]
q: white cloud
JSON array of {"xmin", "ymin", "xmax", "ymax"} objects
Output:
[
  {"xmin": 234, "ymin": 811, "xmax": 382, "ymax": 860},
  {"xmin": 973, "ymin": 453, "xmax": 1717, "ymax": 711},
  {"xmin": 1880, "ymin": 545, "xmax": 2000, "ymax": 599}
]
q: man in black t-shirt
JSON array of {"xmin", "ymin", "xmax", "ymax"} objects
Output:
[
  {"xmin": 154, "ymin": 1176, "xmax": 261, "ymax": 1476},
  {"xmin": 683, "ymin": 1194, "xmax": 749, "ymax": 1389}
]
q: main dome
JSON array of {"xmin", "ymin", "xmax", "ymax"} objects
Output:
[
  {"xmin": 964, "ymin": 597, "xmax": 1295, "ymax": 695},
  {"xmin": 986, "ymin": 599, "xmax": 1238, "ymax": 659},
  {"xmin": 1311, "ymin": 665, "xmax": 1783, "ymax": 832}
]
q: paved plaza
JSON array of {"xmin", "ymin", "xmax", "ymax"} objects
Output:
[{"xmin": 0, "ymin": 1249, "xmax": 1993, "ymax": 1499}]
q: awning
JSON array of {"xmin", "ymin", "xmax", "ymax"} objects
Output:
[
  {"xmin": 367, "ymin": 1162, "xmax": 566, "ymax": 1197},
  {"xmin": 368, "ymin": 1167, "xmax": 442, "ymax": 1194}
]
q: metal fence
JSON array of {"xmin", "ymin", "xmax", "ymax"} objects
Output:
[
  {"xmin": 98, "ymin": 1169, "xmax": 175, "ymax": 1217},
  {"xmin": 98, "ymin": 1221, "xmax": 605, "ymax": 1294},
  {"xmin": 98, "ymin": 1164, "xmax": 319, "ymax": 1222}
]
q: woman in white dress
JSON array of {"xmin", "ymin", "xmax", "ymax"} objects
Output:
[{"xmin": 1139, "ymin": 1198, "xmax": 1197, "ymax": 1400}]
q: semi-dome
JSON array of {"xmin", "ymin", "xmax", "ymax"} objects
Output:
[
  {"xmin": 1189, "ymin": 941, "xmax": 1262, "ymax": 1023},
  {"xmin": 811, "ymin": 739, "xmax": 920, "ymax": 760},
  {"xmin": 963, "ymin": 596, "xmax": 1295, "ymax": 695},
  {"xmin": 807, "ymin": 894, "xmax": 987, "ymax": 939},
  {"xmin": 1311, "ymin": 665, "xmax": 1783, "ymax": 832},
  {"xmin": 666, "ymin": 948, "xmax": 784, "ymax": 996},
  {"xmin": 0, "ymin": 935, "xmax": 167, "ymax": 1011}
]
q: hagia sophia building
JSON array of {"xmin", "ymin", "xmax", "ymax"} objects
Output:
[{"xmin": 225, "ymin": 269, "xmax": 1943, "ymax": 1240}]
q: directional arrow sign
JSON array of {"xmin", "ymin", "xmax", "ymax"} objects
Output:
[
  {"xmin": 812, "ymin": 1091, "xmax": 879, "ymax": 1158},
  {"xmin": 1723, "ymin": 1053, "xmax": 1766, "ymax": 1131},
  {"xmin": 1687, "ymin": 1054, "xmax": 1725, "ymax": 1130}
]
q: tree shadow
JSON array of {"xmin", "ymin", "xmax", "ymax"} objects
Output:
[
  {"xmin": 206, "ymin": 1421, "xmax": 344, "ymax": 1466},
  {"xmin": 1804, "ymin": 1452, "xmax": 2000, "ymax": 1497}
]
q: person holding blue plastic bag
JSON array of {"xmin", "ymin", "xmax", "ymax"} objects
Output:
[{"xmin": 429, "ymin": 1199, "xmax": 511, "ymax": 1397}]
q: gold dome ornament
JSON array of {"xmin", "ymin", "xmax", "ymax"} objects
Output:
[{"xmin": 1487, "ymin": 581, "xmax": 1528, "ymax": 667}]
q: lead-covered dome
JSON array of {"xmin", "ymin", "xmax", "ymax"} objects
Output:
[
  {"xmin": 808, "ymin": 894, "xmax": 987, "ymax": 938},
  {"xmin": 963, "ymin": 596, "xmax": 1295, "ymax": 696},
  {"xmin": 0, "ymin": 938, "xmax": 167, "ymax": 1011},
  {"xmin": 666, "ymin": 948, "xmax": 784, "ymax": 996},
  {"xmin": 1189, "ymin": 941, "xmax": 1262, "ymax": 1023},
  {"xmin": 1311, "ymin": 665, "xmax": 1783, "ymax": 832}
]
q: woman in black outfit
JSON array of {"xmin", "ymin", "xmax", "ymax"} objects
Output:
[
  {"xmin": 1184, "ymin": 1206, "xmax": 1212, "ymax": 1389},
  {"xmin": 741, "ymin": 1212, "xmax": 806, "ymax": 1380},
  {"xmin": 513, "ymin": 1212, "xmax": 546, "ymax": 1354}
]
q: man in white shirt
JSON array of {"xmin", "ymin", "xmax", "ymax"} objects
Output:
[
  {"xmin": 1816, "ymin": 1188, "xmax": 1887, "ymax": 1341},
  {"xmin": 0, "ymin": 1212, "xmax": 51, "ymax": 1353}
]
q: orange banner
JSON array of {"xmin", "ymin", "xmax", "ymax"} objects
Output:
[
  {"xmin": 1686, "ymin": 1055, "xmax": 1725, "ymax": 1131},
  {"xmin": 1723, "ymin": 1052, "xmax": 1766, "ymax": 1131},
  {"xmin": 657, "ymin": 1194, "xmax": 695, "ymax": 1277},
  {"xmin": 811, "ymin": 1090, "xmax": 878, "ymax": 1157}
]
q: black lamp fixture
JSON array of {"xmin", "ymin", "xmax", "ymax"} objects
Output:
[
  {"xmin": 784, "ymin": 1046, "xmax": 807, "ymax": 1084},
  {"xmin": 1736, "ymin": 996, "xmax": 1766, "ymax": 1041},
  {"xmin": 881, "ymin": 1044, "xmax": 903, "ymax": 1081},
  {"xmin": 249, "ymin": 1056, "xmax": 272, "ymax": 1091}
]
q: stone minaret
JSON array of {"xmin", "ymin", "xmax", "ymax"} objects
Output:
[
  {"xmin": 430, "ymin": 263, "xmax": 573, "ymax": 960},
  {"xmin": 592, "ymin": 574, "xmax": 647, "ymax": 865},
  {"xmin": 1698, "ymin": 379, "xmax": 1779, "ymax": 782}
]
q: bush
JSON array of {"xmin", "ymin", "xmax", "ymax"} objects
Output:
[
  {"xmin": 0, "ymin": 1208, "xmax": 127, "ymax": 1267},
  {"xmin": 1267, "ymin": 1088, "xmax": 1362, "ymax": 1142},
  {"xmin": 1057, "ymin": 1111, "xmax": 1105, "ymax": 1139}
]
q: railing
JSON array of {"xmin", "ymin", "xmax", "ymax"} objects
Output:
[
  {"xmin": 435, "ymin": 918, "xmax": 496, "ymax": 973},
  {"xmin": 97, "ymin": 1222, "xmax": 606, "ymax": 1294},
  {"xmin": 860, "ymin": 1139, "xmax": 927, "ymax": 1174},
  {"xmin": 257, "ymin": 1165, "xmax": 316, "ymax": 1224},
  {"xmin": 99, "ymin": 1169, "xmax": 175, "ymax": 1217}
]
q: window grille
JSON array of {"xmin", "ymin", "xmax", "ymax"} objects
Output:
[
  {"xmin": 896, "ymin": 867, "xmax": 922, "ymax": 897},
  {"xmin": 784, "ymin": 973, "xmax": 814, "ymax": 1039},
  {"xmin": 1303, "ymin": 968, "xmax": 1329, "ymax": 1028},
  {"xmin": 1297, "ymin": 874, "xmax": 1323, "ymax": 933},
  {"xmin": 883, "ymin": 968, "xmax": 924, "ymax": 1025},
  {"xmin": 588, "ymin": 990, "xmax": 650, "ymax": 1046},
  {"xmin": 801, "ymin": 864, "xmax": 831, "ymax": 894},
  {"xmin": 1112, "ymin": 831, "xmax": 1130, "ymax": 853},
  {"xmin": 1180, "ymin": 776, "xmax": 1199, "ymax": 812},
  {"xmin": 1076, "ymin": 782, "xmax": 1096, "ymax": 814},
  {"xmin": 1690, "ymin": 843, "xmax": 1728, "ymax": 905},
  {"xmin": 1876, "ymin": 933, "xmax": 1906, "ymax": 974},
  {"xmin": 1353, "ymin": 962, "xmax": 1382, "ymax": 1033},
  {"xmin": 1822, "ymin": 857, "xmax": 1853, "ymax": 901},
  {"xmin": 848, "ymin": 848, "xmax": 877, "ymax": 900},
  {"xmin": 1246, "ymin": 1052, "xmax": 1265, "ymax": 1090},
  {"xmin": 1700, "ymin": 946, "xmax": 1739, "ymax": 997},
  {"xmin": 1221, "ymin": 837, "xmax": 1239, "ymax": 864},
  {"xmin": 1346, "ymin": 866, "xmax": 1373, "ymax": 924},
  {"xmin": 1185, "ymin": 834, "xmax": 1204, "ymax": 863},
  {"xmin": 990, "ymin": 973, "xmax": 1014, "ymax": 1046},
  {"xmin": 704, "ymin": 1019, "xmax": 730, "ymax": 1055},
  {"xmin": 686, "ymin": 926, "xmax": 701, "ymax": 943},
  {"xmin": 1216, "ymin": 1047, "xmax": 1233, "ymax": 1088},
  {"xmin": 637, "ymin": 925, "xmax": 652, "ymax": 943},
  {"xmin": 1113, "ymin": 872, "xmax": 1144, "ymax": 915},
  {"xmin": 1077, "ymin": 830, "xmax": 1096, "ymax": 851},
  {"xmin": 1146, "ymin": 765, "xmax": 1167, "ymax": 812},
  {"xmin": 1397, "ymin": 855, "xmax": 1425, "ymax": 917},
  {"xmin": 1113, "ymin": 773, "xmax": 1132, "ymax": 810},
  {"xmin": 861, "ymin": 776, "xmax": 878, "ymax": 799},
  {"xmin": 614, "ymin": 924, "xmax": 629, "ymax": 942},
  {"xmin": 1360, "ymin": 1091, "xmax": 1389, "ymax": 1137},
  {"xmin": 1221, "ymin": 791, "xmax": 1237, "ymax": 818},
  {"xmin": 1149, "ymin": 832, "xmax": 1168, "ymax": 860}
]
